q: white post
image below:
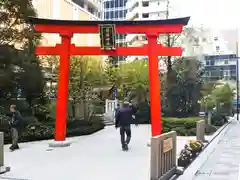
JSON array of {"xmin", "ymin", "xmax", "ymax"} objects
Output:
[
  {"xmin": 0, "ymin": 132, "xmax": 10, "ymax": 173},
  {"xmin": 105, "ymin": 99, "xmax": 108, "ymax": 113},
  {"xmin": 0, "ymin": 132, "xmax": 3, "ymax": 167},
  {"xmin": 207, "ymin": 111, "xmax": 212, "ymax": 125}
]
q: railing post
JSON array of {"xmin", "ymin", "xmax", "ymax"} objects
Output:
[
  {"xmin": 196, "ymin": 120, "xmax": 205, "ymax": 142},
  {"xmin": 150, "ymin": 131, "xmax": 177, "ymax": 180},
  {"xmin": 0, "ymin": 132, "xmax": 10, "ymax": 174},
  {"xmin": 105, "ymin": 99, "xmax": 108, "ymax": 113}
]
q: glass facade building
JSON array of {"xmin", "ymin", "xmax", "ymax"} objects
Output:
[
  {"xmin": 103, "ymin": 1, "xmax": 127, "ymax": 20},
  {"xmin": 102, "ymin": 0, "xmax": 128, "ymax": 63}
]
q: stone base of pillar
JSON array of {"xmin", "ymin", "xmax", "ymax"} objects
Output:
[
  {"xmin": 49, "ymin": 140, "xmax": 71, "ymax": 148},
  {"xmin": 0, "ymin": 166, "xmax": 10, "ymax": 174}
]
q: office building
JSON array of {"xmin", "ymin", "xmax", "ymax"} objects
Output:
[
  {"xmin": 198, "ymin": 29, "xmax": 238, "ymax": 81},
  {"xmin": 125, "ymin": 0, "xmax": 168, "ymax": 62},
  {"xmin": 102, "ymin": 0, "xmax": 128, "ymax": 63},
  {"xmin": 32, "ymin": 0, "xmax": 102, "ymax": 67}
]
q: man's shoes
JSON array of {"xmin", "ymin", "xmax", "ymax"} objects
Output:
[
  {"xmin": 9, "ymin": 144, "xmax": 19, "ymax": 151},
  {"xmin": 122, "ymin": 144, "xmax": 128, "ymax": 151}
]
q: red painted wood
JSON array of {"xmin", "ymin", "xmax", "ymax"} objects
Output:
[
  {"xmin": 32, "ymin": 20, "xmax": 187, "ymax": 140},
  {"xmin": 36, "ymin": 44, "xmax": 182, "ymax": 56},
  {"xmin": 34, "ymin": 24, "xmax": 183, "ymax": 34},
  {"xmin": 54, "ymin": 35, "xmax": 71, "ymax": 141},
  {"xmin": 147, "ymin": 35, "xmax": 162, "ymax": 136}
]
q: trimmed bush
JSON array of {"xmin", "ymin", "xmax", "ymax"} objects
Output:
[{"xmin": 162, "ymin": 117, "xmax": 202, "ymax": 136}]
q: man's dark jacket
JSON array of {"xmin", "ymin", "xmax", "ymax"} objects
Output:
[
  {"xmin": 10, "ymin": 111, "xmax": 24, "ymax": 130},
  {"xmin": 115, "ymin": 107, "xmax": 134, "ymax": 127}
]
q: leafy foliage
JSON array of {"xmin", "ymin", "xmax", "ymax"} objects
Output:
[
  {"xmin": 201, "ymin": 83, "xmax": 234, "ymax": 115},
  {"xmin": 0, "ymin": 0, "xmax": 45, "ymax": 112},
  {"xmin": 0, "ymin": 0, "xmax": 37, "ymax": 46},
  {"xmin": 164, "ymin": 57, "xmax": 204, "ymax": 117},
  {"xmin": 68, "ymin": 56, "xmax": 107, "ymax": 120}
]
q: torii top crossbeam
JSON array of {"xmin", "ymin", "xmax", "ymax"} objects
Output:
[
  {"xmin": 29, "ymin": 17, "xmax": 190, "ymax": 56},
  {"xmin": 28, "ymin": 16, "xmax": 190, "ymax": 144}
]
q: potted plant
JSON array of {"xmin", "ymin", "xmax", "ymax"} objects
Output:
[
  {"xmin": 177, "ymin": 145, "xmax": 193, "ymax": 167},
  {"xmin": 189, "ymin": 140, "xmax": 204, "ymax": 157}
]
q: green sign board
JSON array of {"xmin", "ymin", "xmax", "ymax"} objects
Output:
[{"xmin": 99, "ymin": 24, "xmax": 116, "ymax": 50}]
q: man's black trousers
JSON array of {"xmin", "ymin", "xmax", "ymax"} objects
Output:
[{"xmin": 120, "ymin": 126, "xmax": 131, "ymax": 147}]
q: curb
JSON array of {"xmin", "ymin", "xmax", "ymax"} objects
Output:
[{"xmin": 177, "ymin": 120, "xmax": 231, "ymax": 180}]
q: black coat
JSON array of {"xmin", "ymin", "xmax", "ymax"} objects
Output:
[
  {"xmin": 115, "ymin": 107, "xmax": 135, "ymax": 127},
  {"xmin": 10, "ymin": 111, "xmax": 24, "ymax": 130}
]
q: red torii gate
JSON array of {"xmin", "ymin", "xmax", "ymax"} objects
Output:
[{"xmin": 29, "ymin": 17, "xmax": 189, "ymax": 145}]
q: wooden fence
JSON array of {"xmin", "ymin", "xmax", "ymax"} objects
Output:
[{"xmin": 150, "ymin": 131, "xmax": 177, "ymax": 180}]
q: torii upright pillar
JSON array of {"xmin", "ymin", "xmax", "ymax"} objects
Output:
[
  {"xmin": 147, "ymin": 33, "xmax": 162, "ymax": 136},
  {"xmin": 55, "ymin": 33, "xmax": 72, "ymax": 142}
]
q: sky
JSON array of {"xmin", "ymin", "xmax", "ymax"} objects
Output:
[{"xmin": 170, "ymin": 0, "xmax": 240, "ymax": 29}]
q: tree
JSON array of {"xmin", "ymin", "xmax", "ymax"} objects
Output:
[
  {"xmin": 201, "ymin": 94, "xmax": 215, "ymax": 126},
  {"xmin": 211, "ymin": 84, "xmax": 234, "ymax": 115},
  {"xmin": 163, "ymin": 57, "xmax": 204, "ymax": 117},
  {"xmin": 118, "ymin": 60, "xmax": 149, "ymax": 104},
  {"xmin": 159, "ymin": 27, "xmax": 202, "ymax": 114},
  {"xmin": 69, "ymin": 56, "xmax": 106, "ymax": 120},
  {"xmin": 0, "ymin": 0, "xmax": 45, "ymax": 113},
  {"xmin": 0, "ymin": 0, "xmax": 36, "ymax": 46}
]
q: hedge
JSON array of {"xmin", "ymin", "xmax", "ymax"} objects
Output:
[
  {"xmin": 136, "ymin": 115, "xmax": 205, "ymax": 136},
  {"xmin": 162, "ymin": 117, "xmax": 202, "ymax": 136},
  {"xmin": 0, "ymin": 115, "xmax": 105, "ymax": 144}
]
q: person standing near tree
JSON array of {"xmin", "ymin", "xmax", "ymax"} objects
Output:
[
  {"xmin": 115, "ymin": 101, "xmax": 138, "ymax": 151},
  {"xmin": 9, "ymin": 105, "xmax": 23, "ymax": 151}
]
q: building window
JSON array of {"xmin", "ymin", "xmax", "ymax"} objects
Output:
[
  {"xmin": 106, "ymin": 11, "xmax": 110, "ymax": 19},
  {"xmin": 224, "ymin": 60, "xmax": 228, "ymax": 64},
  {"xmin": 206, "ymin": 60, "xmax": 210, "ymax": 66},
  {"xmin": 223, "ymin": 71, "xmax": 229, "ymax": 77},
  {"xmin": 214, "ymin": 36, "xmax": 218, "ymax": 41},
  {"xmin": 119, "ymin": 10, "xmax": 124, "ymax": 18},
  {"xmin": 88, "ymin": 6, "xmax": 94, "ymax": 14},
  {"xmin": 206, "ymin": 60, "xmax": 214, "ymax": 66},
  {"xmin": 142, "ymin": 13, "xmax": 149, "ymax": 18},
  {"xmin": 216, "ymin": 46, "xmax": 220, "ymax": 51},
  {"xmin": 115, "ymin": 0, "xmax": 124, "ymax": 7},
  {"xmin": 104, "ymin": 1, "xmax": 110, "ymax": 8},
  {"xmin": 142, "ymin": 1, "xmax": 149, "ymax": 7},
  {"xmin": 205, "ymin": 71, "xmax": 210, "ymax": 77}
]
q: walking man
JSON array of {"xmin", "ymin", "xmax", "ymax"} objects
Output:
[
  {"xmin": 115, "ymin": 101, "xmax": 137, "ymax": 151},
  {"xmin": 9, "ymin": 105, "xmax": 23, "ymax": 151}
]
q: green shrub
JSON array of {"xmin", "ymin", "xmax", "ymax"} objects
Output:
[
  {"xmin": 2, "ymin": 116, "xmax": 105, "ymax": 144},
  {"xmin": 162, "ymin": 117, "xmax": 202, "ymax": 136},
  {"xmin": 211, "ymin": 113, "xmax": 228, "ymax": 126}
]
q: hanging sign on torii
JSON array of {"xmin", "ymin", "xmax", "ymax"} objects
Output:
[{"xmin": 28, "ymin": 17, "xmax": 190, "ymax": 145}]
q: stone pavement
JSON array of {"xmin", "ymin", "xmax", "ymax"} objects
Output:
[
  {"xmin": 0, "ymin": 125, "xmax": 212, "ymax": 180},
  {"xmin": 193, "ymin": 120, "xmax": 240, "ymax": 180}
]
